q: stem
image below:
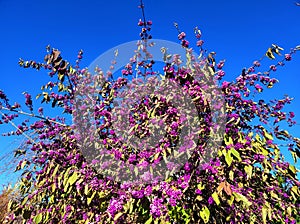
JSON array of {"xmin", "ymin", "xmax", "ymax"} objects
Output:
[
  {"xmin": 1, "ymin": 107, "xmax": 68, "ymax": 127},
  {"xmin": 140, "ymin": 0, "xmax": 147, "ymax": 28},
  {"xmin": 139, "ymin": 0, "xmax": 149, "ymax": 77},
  {"xmin": 0, "ymin": 110, "xmax": 36, "ymax": 144}
]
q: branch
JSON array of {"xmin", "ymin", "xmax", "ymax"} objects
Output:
[
  {"xmin": 0, "ymin": 107, "xmax": 68, "ymax": 127},
  {"xmin": 0, "ymin": 111, "xmax": 36, "ymax": 144}
]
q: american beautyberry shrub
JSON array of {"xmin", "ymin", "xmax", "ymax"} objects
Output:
[{"xmin": 1, "ymin": 4, "xmax": 300, "ymax": 224}]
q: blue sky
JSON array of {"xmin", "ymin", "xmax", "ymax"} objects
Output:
[{"xmin": 0, "ymin": 0, "xmax": 300, "ymax": 188}]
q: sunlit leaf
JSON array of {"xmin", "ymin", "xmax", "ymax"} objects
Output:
[
  {"xmin": 227, "ymin": 195, "xmax": 234, "ymax": 206},
  {"xmin": 244, "ymin": 165, "xmax": 253, "ymax": 179},
  {"xmin": 288, "ymin": 164, "xmax": 297, "ymax": 174},
  {"xmin": 87, "ymin": 191, "xmax": 96, "ymax": 205},
  {"xmin": 231, "ymin": 148, "xmax": 241, "ymax": 161},
  {"xmin": 68, "ymin": 172, "xmax": 78, "ymax": 186},
  {"xmin": 225, "ymin": 151, "xmax": 233, "ymax": 166},
  {"xmin": 34, "ymin": 213, "xmax": 42, "ymax": 224},
  {"xmin": 266, "ymin": 48, "xmax": 275, "ymax": 59},
  {"xmin": 229, "ymin": 170, "xmax": 234, "ymax": 181},
  {"xmin": 145, "ymin": 216, "xmax": 153, "ymax": 224},
  {"xmin": 263, "ymin": 129, "xmax": 273, "ymax": 140},
  {"xmin": 233, "ymin": 192, "xmax": 252, "ymax": 207},
  {"xmin": 262, "ymin": 206, "xmax": 267, "ymax": 224},
  {"xmin": 199, "ymin": 206, "xmax": 210, "ymax": 223},
  {"xmin": 212, "ymin": 192, "xmax": 220, "ymax": 205},
  {"xmin": 21, "ymin": 160, "xmax": 27, "ymax": 169},
  {"xmin": 84, "ymin": 185, "xmax": 90, "ymax": 196},
  {"xmin": 114, "ymin": 212, "xmax": 123, "ymax": 221}
]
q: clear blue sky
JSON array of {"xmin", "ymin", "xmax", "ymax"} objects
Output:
[{"xmin": 0, "ymin": 0, "xmax": 300, "ymax": 188}]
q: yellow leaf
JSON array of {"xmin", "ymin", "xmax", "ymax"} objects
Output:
[
  {"xmin": 145, "ymin": 216, "xmax": 153, "ymax": 224},
  {"xmin": 87, "ymin": 191, "xmax": 96, "ymax": 205},
  {"xmin": 68, "ymin": 172, "xmax": 78, "ymax": 186},
  {"xmin": 227, "ymin": 195, "xmax": 234, "ymax": 206},
  {"xmin": 262, "ymin": 206, "xmax": 267, "ymax": 224},
  {"xmin": 212, "ymin": 192, "xmax": 220, "ymax": 205},
  {"xmin": 231, "ymin": 148, "xmax": 242, "ymax": 161},
  {"xmin": 233, "ymin": 192, "xmax": 252, "ymax": 207},
  {"xmin": 34, "ymin": 213, "xmax": 43, "ymax": 224},
  {"xmin": 244, "ymin": 165, "xmax": 253, "ymax": 179},
  {"xmin": 263, "ymin": 129, "xmax": 273, "ymax": 140},
  {"xmin": 225, "ymin": 151, "xmax": 233, "ymax": 166},
  {"xmin": 200, "ymin": 206, "xmax": 210, "ymax": 223},
  {"xmin": 229, "ymin": 170, "xmax": 234, "ymax": 181},
  {"xmin": 266, "ymin": 48, "xmax": 275, "ymax": 60},
  {"xmin": 114, "ymin": 212, "xmax": 123, "ymax": 221}
]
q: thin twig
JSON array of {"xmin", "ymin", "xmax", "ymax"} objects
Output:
[
  {"xmin": 140, "ymin": 0, "xmax": 147, "ymax": 28},
  {"xmin": 0, "ymin": 111, "xmax": 36, "ymax": 144},
  {"xmin": 1, "ymin": 107, "xmax": 67, "ymax": 127}
]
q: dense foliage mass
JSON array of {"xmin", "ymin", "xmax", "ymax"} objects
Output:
[{"xmin": 0, "ymin": 2, "xmax": 300, "ymax": 224}]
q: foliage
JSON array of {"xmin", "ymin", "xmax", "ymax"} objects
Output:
[
  {"xmin": 0, "ymin": 188, "xmax": 10, "ymax": 222},
  {"xmin": 0, "ymin": 187, "xmax": 22, "ymax": 223},
  {"xmin": 1, "ymin": 2, "xmax": 300, "ymax": 224}
]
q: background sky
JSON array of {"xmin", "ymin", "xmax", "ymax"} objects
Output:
[{"xmin": 0, "ymin": 0, "xmax": 300, "ymax": 190}]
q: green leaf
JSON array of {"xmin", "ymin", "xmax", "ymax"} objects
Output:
[
  {"xmin": 233, "ymin": 192, "xmax": 252, "ymax": 207},
  {"xmin": 69, "ymin": 66, "xmax": 75, "ymax": 74},
  {"xmin": 58, "ymin": 72, "xmax": 65, "ymax": 82},
  {"xmin": 291, "ymin": 186, "xmax": 299, "ymax": 196},
  {"xmin": 290, "ymin": 151, "xmax": 298, "ymax": 163},
  {"xmin": 262, "ymin": 206, "xmax": 267, "ymax": 224},
  {"xmin": 21, "ymin": 196, "xmax": 28, "ymax": 206},
  {"xmin": 34, "ymin": 213, "xmax": 42, "ymax": 224},
  {"xmin": 225, "ymin": 151, "xmax": 233, "ymax": 166},
  {"xmin": 255, "ymin": 134, "xmax": 262, "ymax": 143},
  {"xmin": 84, "ymin": 184, "xmax": 89, "ymax": 196},
  {"xmin": 197, "ymin": 182, "xmax": 205, "ymax": 190},
  {"xmin": 224, "ymin": 136, "xmax": 233, "ymax": 146},
  {"xmin": 134, "ymin": 166, "xmax": 139, "ymax": 176},
  {"xmin": 200, "ymin": 206, "xmax": 210, "ymax": 223},
  {"xmin": 229, "ymin": 170, "xmax": 234, "ymax": 181},
  {"xmin": 63, "ymin": 167, "xmax": 72, "ymax": 186},
  {"xmin": 212, "ymin": 192, "xmax": 220, "ymax": 205},
  {"xmin": 68, "ymin": 172, "xmax": 78, "ymax": 186},
  {"xmin": 44, "ymin": 212, "xmax": 49, "ymax": 222},
  {"xmin": 21, "ymin": 160, "xmax": 27, "ymax": 169},
  {"xmin": 286, "ymin": 206, "xmax": 292, "ymax": 216},
  {"xmin": 129, "ymin": 199, "xmax": 134, "ymax": 213},
  {"xmin": 114, "ymin": 212, "xmax": 123, "ymax": 221},
  {"xmin": 244, "ymin": 165, "xmax": 253, "ymax": 179},
  {"xmin": 263, "ymin": 129, "xmax": 273, "ymax": 140},
  {"xmin": 261, "ymin": 148, "xmax": 269, "ymax": 156},
  {"xmin": 231, "ymin": 148, "xmax": 242, "ymax": 161},
  {"xmin": 51, "ymin": 183, "xmax": 56, "ymax": 193},
  {"xmin": 58, "ymin": 82, "xmax": 64, "ymax": 92},
  {"xmin": 87, "ymin": 197, "xmax": 92, "ymax": 205},
  {"xmin": 270, "ymin": 191, "xmax": 279, "ymax": 200},
  {"xmin": 227, "ymin": 195, "xmax": 234, "ymax": 206},
  {"xmin": 49, "ymin": 195, "xmax": 54, "ymax": 203},
  {"xmin": 42, "ymin": 92, "xmax": 50, "ymax": 103},
  {"xmin": 52, "ymin": 165, "xmax": 59, "ymax": 178},
  {"xmin": 64, "ymin": 183, "xmax": 69, "ymax": 193},
  {"xmin": 288, "ymin": 164, "xmax": 296, "ymax": 174},
  {"xmin": 250, "ymin": 213, "xmax": 257, "ymax": 224},
  {"xmin": 87, "ymin": 191, "xmax": 96, "ymax": 205},
  {"xmin": 145, "ymin": 216, "xmax": 153, "ymax": 224}
]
